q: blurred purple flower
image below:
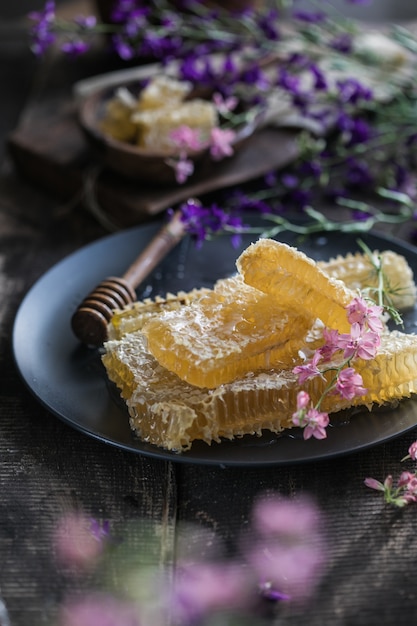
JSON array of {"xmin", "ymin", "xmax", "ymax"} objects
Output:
[
  {"xmin": 330, "ymin": 33, "xmax": 353, "ymax": 53},
  {"xmin": 61, "ymin": 40, "xmax": 90, "ymax": 57},
  {"xmin": 251, "ymin": 494, "xmax": 322, "ymax": 538},
  {"xmin": 109, "ymin": 33, "xmax": 134, "ymax": 59},
  {"xmin": 179, "ymin": 200, "xmax": 245, "ymax": 248},
  {"xmin": 336, "ymin": 78, "xmax": 373, "ymax": 104},
  {"xmin": 58, "ymin": 593, "xmax": 141, "ymax": 626},
  {"xmin": 346, "ymin": 158, "xmax": 374, "ymax": 188},
  {"xmin": 171, "ymin": 562, "xmax": 250, "ymax": 624},
  {"xmin": 257, "ymin": 9, "xmax": 281, "ymax": 41},
  {"xmin": 110, "ymin": 1, "xmax": 149, "ymax": 24},
  {"xmin": 28, "ymin": 0, "xmax": 56, "ymax": 56},
  {"xmin": 245, "ymin": 494, "xmax": 327, "ymax": 603},
  {"xmin": 53, "ymin": 513, "xmax": 109, "ymax": 570},
  {"xmin": 292, "ymin": 10, "xmax": 326, "ymax": 23},
  {"xmin": 310, "ymin": 63, "xmax": 328, "ymax": 91}
]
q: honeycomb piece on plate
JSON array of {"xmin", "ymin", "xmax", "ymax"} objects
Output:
[
  {"xmin": 102, "ymin": 329, "xmax": 417, "ymax": 452},
  {"xmin": 141, "ymin": 275, "xmax": 317, "ymax": 389},
  {"xmin": 237, "ymin": 239, "xmax": 357, "ymax": 333},
  {"xmin": 318, "ymin": 250, "xmax": 417, "ymax": 311},
  {"xmin": 107, "ymin": 288, "xmax": 211, "ymax": 340}
]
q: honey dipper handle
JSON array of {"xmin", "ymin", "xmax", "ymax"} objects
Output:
[
  {"xmin": 123, "ymin": 210, "xmax": 185, "ymax": 287},
  {"xmin": 71, "ymin": 211, "xmax": 186, "ymax": 347}
]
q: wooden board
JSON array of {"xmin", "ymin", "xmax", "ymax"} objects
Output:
[{"xmin": 8, "ymin": 75, "xmax": 301, "ymax": 229}]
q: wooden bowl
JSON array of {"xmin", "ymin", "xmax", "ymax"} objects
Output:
[{"xmin": 78, "ymin": 79, "xmax": 260, "ymax": 186}]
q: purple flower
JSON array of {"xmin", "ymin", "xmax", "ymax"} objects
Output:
[
  {"xmin": 256, "ymin": 9, "xmax": 281, "ymax": 41},
  {"xmin": 74, "ymin": 14, "xmax": 97, "ymax": 29},
  {"xmin": 336, "ymin": 78, "xmax": 373, "ymax": 104},
  {"xmin": 111, "ymin": 35, "xmax": 135, "ymax": 60},
  {"xmin": 292, "ymin": 10, "xmax": 326, "ymax": 23},
  {"xmin": 61, "ymin": 39, "xmax": 90, "ymax": 57},
  {"xmin": 349, "ymin": 118, "xmax": 372, "ymax": 145},
  {"xmin": 28, "ymin": 0, "xmax": 56, "ymax": 56},
  {"xmin": 277, "ymin": 68, "xmax": 301, "ymax": 96},
  {"xmin": 179, "ymin": 55, "xmax": 215, "ymax": 84},
  {"xmin": 180, "ymin": 200, "xmax": 245, "ymax": 248},
  {"xmin": 330, "ymin": 33, "xmax": 353, "ymax": 53},
  {"xmin": 282, "ymin": 173, "xmax": 299, "ymax": 189},
  {"xmin": 110, "ymin": 1, "xmax": 149, "ymax": 24},
  {"xmin": 346, "ymin": 158, "xmax": 374, "ymax": 188},
  {"xmin": 240, "ymin": 65, "xmax": 270, "ymax": 91},
  {"xmin": 310, "ymin": 63, "xmax": 328, "ymax": 91}
]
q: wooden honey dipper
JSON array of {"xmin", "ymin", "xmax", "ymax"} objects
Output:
[{"xmin": 71, "ymin": 210, "xmax": 186, "ymax": 347}]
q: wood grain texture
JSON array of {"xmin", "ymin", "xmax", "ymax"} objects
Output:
[{"xmin": 2, "ymin": 4, "xmax": 417, "ymax": 626}]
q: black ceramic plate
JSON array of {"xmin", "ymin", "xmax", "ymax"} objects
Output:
[{"xmin": 12, "ymin": 222, "xmax": 417, "ymax": 466}]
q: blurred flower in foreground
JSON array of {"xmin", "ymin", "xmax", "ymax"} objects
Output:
[
  {"xmin": 53, "ymin": 512, "xmax": 109, "ymax": 570},
  {"xmin": 171, "ymin": 562, "xmax": 251, "ymax": 625},
  {"xmin": 58, "ymin": 593, "xmax": 141, "ymax": 626},
  {"xmin": 246, "ymin": 494, "xmax": 327, "ymax": 603},
  {"xmin": 52, "ymin": 494, "xmax": 327, "ymax": 625}
]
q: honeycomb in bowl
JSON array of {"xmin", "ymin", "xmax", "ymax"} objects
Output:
[{"xmin": 132, "ymin": 99, "xmax": 218, "ymax": 153}]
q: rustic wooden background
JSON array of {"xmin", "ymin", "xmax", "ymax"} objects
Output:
[{"xmin": 2, "ymin": 2, "xmax": 417, "ymax": 625}]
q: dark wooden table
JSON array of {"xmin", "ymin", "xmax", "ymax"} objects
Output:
[{"xmin": 3, "ymin": 3, "xmax": 417, "ymax": 625}]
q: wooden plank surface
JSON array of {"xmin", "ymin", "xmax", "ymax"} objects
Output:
[{"xmin": 3, "ymin": 4, "xmax": 417, "ymax": 626}]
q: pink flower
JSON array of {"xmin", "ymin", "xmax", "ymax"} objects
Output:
[
  {"xmin": 346, "ymin": 297, "xmax": 384, "ymax": 333},
  {"xmin": 171, "ymin": 562, "xmax": 249, "ymax": 624},
  {"xmin": 364, "ymin": 477, "xmax": 386, "ymax": 492},
  {"xmin": 293, "ymin": 350, "xmax": 323, "ymax": 384},
  {"xmin": 166, "ymin": 153, "xmax": 194, "ymax": 184},
  {"xmin": 58, "ymin": 593, "xmax": 141, "ymax": 626},
  {"xmin": 296, "ymin": 390, "xmax": 310, "ymax": 410},
  {"xmin": 212, "ymin": 92, "xmax": 238, "ymax": 114},
  {"xmin": 398, "ymin": 471, "xmax": 415, "ymax": 487},
  {"xmin": 335, "ymin": 367, "xmax": 367, "ymax": 400},
  {"xmin": 246, "ymin": 495, "xmax": 327, "ymax": 603},
  {"xmin": 405, "ymin": 475, "xmax": 417, "ymax": 495},
  {"xmin": 302, "ymin": 408, "xmax": 329, "ymax": 440},
  {"xmin": 170, "ymin": 125, "xmax": 205, "ymax": 151},
  {"xmin": 319, "ymin": 328, "xmax": 342, "ymax": 361},
  {"xmin": 292, "ymin": 392, "xmax": 310, "ymax": 427},
  {"xmin": 337, "ymin": 323, "xmax": 380, "ymax": 361},
  {"xmin": 249, "ymin": 543, "xmax": 325, "ymax": 602},
  {"xmin": 209, "ymin": 127, "xmax": 236, "ymax": 160},
  {"xmin": 251, "ymin": 494, "xmax": 322, "ymax": 538},
  {"xmin": 53, "ymin": 513, "xmax": 108, "ymax": 570},
  {"xmin": 408, "ymin": 441, "xmax": 417, "ymax": 461}
]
